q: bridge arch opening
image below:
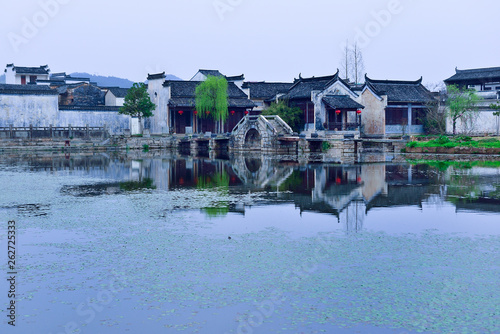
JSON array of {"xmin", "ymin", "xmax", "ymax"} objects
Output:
[
  {"xmin": 245, "ymin": 158, "xmax": 261, "ymax": 173},
  {"xmin": 244, "ymin": 128, "xmax": 262, "ymax": 150}
]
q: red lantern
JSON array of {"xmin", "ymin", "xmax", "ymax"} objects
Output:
[
  {"xmin": 335, "ymin": 109, "xmax": 341, "ymax": 115},
  {"xmin": 178, "ymin": 110, "xmax": 183, "ymax": 115},
  {"xmin": 336, "ymin": 177, "xmax": 342, "ymax": 185},
  {"xmin": 244, "ymin": 111, "xmax": 249, "ymax": 115},
  {"xmin": 194, "ymin": 110, "xmax": 198, "ymax": 115},
  {"xmin": 356, "ymin": 109, "xmax": 362, "ymax": 115},
  {"xmin": 230, "ymin": 110, "xmax": 235, "ymax": 115},
  {"xmin": 206, "ymin": 111, "xmax": 210, "ymax": 115}
]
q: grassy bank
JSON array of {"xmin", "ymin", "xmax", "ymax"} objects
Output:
[{"xmin": 407, "ymin": 135, "xmax": 500, "ymax": 149}]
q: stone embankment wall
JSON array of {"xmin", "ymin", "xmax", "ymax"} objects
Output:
[{"xmin": 404, "ymin": 146, "xmax": 500, "ymax": 155}]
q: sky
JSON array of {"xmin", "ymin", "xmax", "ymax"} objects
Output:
[{"xmin": 1, "ymin": 0, "xmax": 499, "ymax": 86}]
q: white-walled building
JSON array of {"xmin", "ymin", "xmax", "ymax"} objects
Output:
[
  {"xmin": 105, "ymin": 87, "xmax": 129, "ymax": 107},
  {"xmin": 4, "ymin": 64, "xmax": 50, "ymax": 85},
  {"xmin": 444, "ymin": 67, "xmax": 500, "ymax": 135},
  {"xmin": 0, "ymin": 84, "xmax": 59, "ymax": 127}
]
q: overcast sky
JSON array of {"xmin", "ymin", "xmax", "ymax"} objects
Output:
[{"xmin": 1, "ymin": 0, "xmax": 498, "ymax": 86}]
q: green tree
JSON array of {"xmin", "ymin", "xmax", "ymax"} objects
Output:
[
  {"xmin": 446, "ymin": 84, "xmax": 481, "ymax": 135},
  {"xmin": 119, "ymin": 83, "xmax": 155, "ymax": 132},
  {"xmin": 195, "ymin": 75, "xmax": 228, "ymax": 133},
  {"xmin": 262, "ymin": 101, "xmax": 304, "ymax": 133},
  {"xmin": 491, "ymin": 102, "xmax": 500, "ymax": 117},
  {"xmin": 491, "ymin": 102, "xmax": 500, "ymax": 135}
]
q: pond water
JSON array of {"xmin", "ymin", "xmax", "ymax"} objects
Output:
[{"xmin": 0, "ymin": 152, "xmax": 499, "ymax": 334}]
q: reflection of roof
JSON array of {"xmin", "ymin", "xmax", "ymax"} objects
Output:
[
  {"xmin": 323, "ymin": 95, "xmax": 364, "ymax": 110},
  {"xmin": 455, "ymin": 197, "xmax": 500, "ymax": 213},
  {"xmin": 242, "ymin": 82, "xmax": 293, "ymax": 99},
  {"xmin": 364, "ymin": 76, "xmax": 434, "ymax": 103},
  {"xmin": 0, "ymin": 84, "xmax": 58, "ymax": 95},
  {"xmin": 444, "ymin": 67, "xmax": 500, "ymax": 85},
  {"xmin": 366, "ymin": 184, "xmax": 429, "ymax": 210}
]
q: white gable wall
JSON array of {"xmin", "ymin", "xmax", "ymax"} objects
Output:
[
  {"xmin": 356, "ymin": 89, "xmax": 386, "ymax": 137},
  {"xmin": 147, "ymin": 78, "xmax": 170, "ymax": 134},
  {"xmin": 312, "ymin": 80, "xmax": 359, "ymax": 130}
]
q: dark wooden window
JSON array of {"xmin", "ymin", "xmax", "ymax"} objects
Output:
[
  {"xmin": 29, "ymin": 76, "xmax": 37, "ymax": 84},
  {"xmin": 385, "ymin": 108, "xmax": 407, "ymax": 125},
  {"xmin": 412, "ymin": 109, "xmax": 426, "ymax": 125}
]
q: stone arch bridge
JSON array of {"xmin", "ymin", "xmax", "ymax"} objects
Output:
[{"xmin": 231, "ymin": 115, "xmax": 295, "ymax": 152}]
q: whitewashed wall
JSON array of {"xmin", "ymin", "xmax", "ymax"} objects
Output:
[
  {"xmin": 58, "ymin": 110, "xmax": 132, "ymax": 134},
  {"xmin": 0, "ymin": 94, "xmax": 59, "ymax": 127},
  {"xmin": 446, "ymin": 108, "xmax": 500, "ymax": 135},
  {"xmin": 148, "ymin": 78, "xmax": 170, "ymax": 134}
]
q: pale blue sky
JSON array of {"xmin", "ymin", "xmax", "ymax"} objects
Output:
[{"xmin": 1, "ymin": 0, "xmax": 498, "ymax": 85}]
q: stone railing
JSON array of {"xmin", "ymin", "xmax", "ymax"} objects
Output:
[{"xmin": 0, "ymin": 124, "xmax": 109, "ymax": 139}]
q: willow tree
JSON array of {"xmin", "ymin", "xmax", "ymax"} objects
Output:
[{"xmin": 195, "ymin": 75, "xmax": 228, "ymax": 133}]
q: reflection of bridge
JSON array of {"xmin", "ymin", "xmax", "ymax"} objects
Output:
[
  {"xmin": 231, "ymin": 115, "xmax": 295, "ymax": 152},
  {"xmin": 230, "ymin": 155, "xmax": 294, "ymax": 189}
]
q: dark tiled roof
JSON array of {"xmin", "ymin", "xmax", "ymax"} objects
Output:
[
  {"xmin": 164, "ymin": 80, "xmax": 254, "ymax": 108},
  {"xmin": 168, "ymin": 97, "xmax": 195, "ymax": 108},
  {"xmin": 198, "ymin": 69, "xmax": 224, "ymax": 77},
  {"xmin": 12, "ymin": 65, "xmax": 49, "ymax": 75},
  {"xmin": 226, "ymin": 74, "xmax": 245, "ymax": 81},
  {"xmin": 65, "ymin": 76, "xmax": 91, "ymax": 81},
  {"xmin": 365, "ymin": 76, "xmax": 434, "ymax": 103},
  {"xmin": 241, "ymin": 82, "xmax": 293, "ymax": 99},
  {"xmin": 163, "ymin": 80, "xmax": 248, "ymax": 99},
  {"xmin": 444, "ymin": 67, "xmax": 500, "ymax": 85},
  {"xmin": 107, "ymin": 87, "xmax": 129, "ymax": 98},
  {"xmin": 285, "ymin": 70, "xmax": 345, "ymax": 100},
  {"xmin": 147, "ymin": 72, "xmax": 166, "ymax": 80},
  {"xmin": 168, "ymin": 97, "xmax": 254, "ymax": 108},
  {"xmin": 59, "ymin": 106, "xmax": 121, "ymax": 112},
  {"xmin": 0, "ymin": 84, "xmax": 58, "ymax": 95},
  {"xmin": 322, "ymin": 95, "xmax": 364, "ymax": 110}
]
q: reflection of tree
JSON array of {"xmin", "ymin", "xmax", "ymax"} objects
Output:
[
  {"xmin": 198, "ymin": 172, "xmax": 231, "ymax": 218},
  {"xmin": 197, "ymin": 172, "xmax": 230, "ymax": 190},
  {"xmin": 279, "ymin": 170, "xmax": 304, "ymax": 191},
  {"xmin": 203, "ymin": 204, "xmax": 230, "ymax": 218},
  {"xmin": 119, "ymin": 178, "xmax": 156, "ymax": 191}
]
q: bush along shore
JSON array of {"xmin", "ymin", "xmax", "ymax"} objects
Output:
[{"xmin": 403, "ymin": 136, "xmax": 500, "ymax": 155}]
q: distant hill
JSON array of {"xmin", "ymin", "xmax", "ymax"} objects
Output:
[{"xmin": 70, "ymin": 72, "xmax": 182, "ymax": 88}]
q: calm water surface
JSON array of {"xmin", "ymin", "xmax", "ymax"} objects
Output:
[{"xmin": 0, "ymin": 152, "xmax": 499, "ymax": 334}]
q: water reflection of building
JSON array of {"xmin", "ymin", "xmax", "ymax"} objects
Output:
[{"xmin": 9, "ymin": 153, "xmax": 499, "ymax": 228}]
